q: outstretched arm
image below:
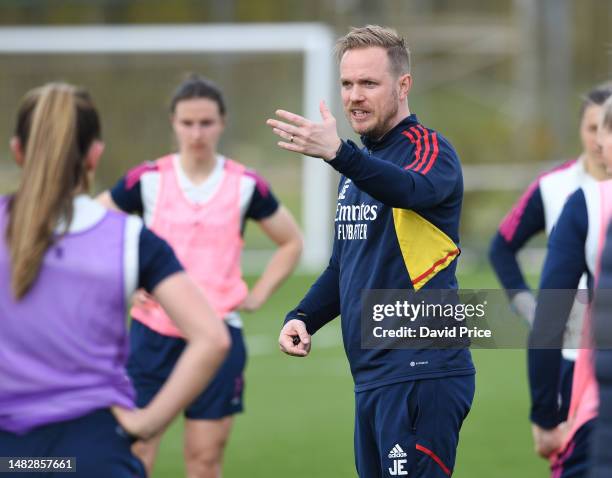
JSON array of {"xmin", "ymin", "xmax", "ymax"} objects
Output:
[{"xmin": 266, "ymin": 102, "xmax": 459, "ymax": 210}]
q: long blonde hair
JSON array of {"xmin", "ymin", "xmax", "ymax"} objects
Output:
[{"xmin": 6, "ymin": 83, "xmax": 101, "ymax": 299}]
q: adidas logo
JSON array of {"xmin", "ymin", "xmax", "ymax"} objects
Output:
[{"xmin": 388, "ymin": 444, "xmax": 407, "ymax": 458}]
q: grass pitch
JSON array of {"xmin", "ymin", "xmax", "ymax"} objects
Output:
[{"xmin": 153, "ymin": 271, "xmax": 548, "ymax": 477}]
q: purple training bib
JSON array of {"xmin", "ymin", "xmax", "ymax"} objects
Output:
[{"xmin": 0, "ymin": 196, "xmax": 135, "ymax": 434}]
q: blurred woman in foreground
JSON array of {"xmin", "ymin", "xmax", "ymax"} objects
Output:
[{"xmin": 0, "ymin": 82, "xmax": 229, "ymax": 477}]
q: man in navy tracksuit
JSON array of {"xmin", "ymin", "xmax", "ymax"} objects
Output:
[{"xmin": 267, "ymin": 25, "xmax": 474, "ymax": 477}]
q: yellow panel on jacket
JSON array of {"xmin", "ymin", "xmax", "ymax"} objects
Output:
[{"xmin": 392, "ymin": 208, "xmax": 460, "ymax": 290}]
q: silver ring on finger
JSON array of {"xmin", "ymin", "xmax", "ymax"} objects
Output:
[{"xmin": 290, "ymin": 134, "xmax": 294, "ymax": 143}]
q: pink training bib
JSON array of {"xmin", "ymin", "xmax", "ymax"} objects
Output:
[
  {"xmin": 561, "ymin": 180, "xmax": 612, "ymax": 451},
  {"xmin": 132, "ymin": 154, "xmax": 248, "ymax": 337}
]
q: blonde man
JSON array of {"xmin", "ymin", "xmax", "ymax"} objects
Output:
[{"xmin": 268, "ymin": 25, "xmax": 474, "ymax": 477}]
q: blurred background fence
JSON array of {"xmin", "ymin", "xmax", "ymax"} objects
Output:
[{"xmin": 0, "ymin": 0, "xmax": 610, "ymax": 277}]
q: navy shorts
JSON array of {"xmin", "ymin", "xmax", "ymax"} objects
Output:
[
  {"xmin": 354, "ymin": 374, "xmax": 475, "ymax": 478},
  {"xmin": 550, "ymin": 419, "xmax": 594, "ymax": 478},
  {"xmin": 127, "ymin": 320, "xmax": 246, "ymax": 420},
  {"xmin": 0, "ymin": 409, "xmax": 145, "ymax": 478}
]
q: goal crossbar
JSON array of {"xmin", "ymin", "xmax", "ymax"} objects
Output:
[{"xmin": 0, "ymin": 23, "xmax": 336, "ymax": 271}]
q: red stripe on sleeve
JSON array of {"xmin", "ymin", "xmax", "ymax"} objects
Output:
[
  {"xmin": 404, "ymin": 126, "xmax": 423, "ymax": 170},
  {"xmin": 411, "ymin": 249, "xmax": 460, "ymax": 287},
  {"xmin": 421, "ymin": 132, "xmax": 440, "ymax": 175},
  {"xmin": 401, "ymin": 130, "xmax": 415, "ymax": 142},
  {"xmin": 412, "ymin": 125, "xmax": 431, "ymax": 172},
  {"xmin": 415, "ymin": 444, "xmax": 452, "ymax": 476}
]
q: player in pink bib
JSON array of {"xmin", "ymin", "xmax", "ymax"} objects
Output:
[
  {"xmin": 99, "ymin": 75, "xmax": 303, "ymax": 478},
  {"xmin": 129, "ymin": 153, "xmax": 249, "ymax": 337},
  {"xmin": 527, "ymin": 97, "xmax": 612, "ymax": 477},
  {"xmin": 587, "ymin": 96, "xmax": 612, "ymax": 478}
]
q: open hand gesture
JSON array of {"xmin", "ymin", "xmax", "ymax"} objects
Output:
[{"xmin": 267, "ymin": 101, "xmax": 342, "ymax": 161}]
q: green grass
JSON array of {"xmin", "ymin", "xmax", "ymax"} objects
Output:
[{"xmin": 152, "ymin": 270, "xmax": 548, "ymax": 477}]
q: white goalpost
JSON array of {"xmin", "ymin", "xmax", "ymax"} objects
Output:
[{"xmin": 0, "ymin": 23, "xmax": 336, "ymax": 272}]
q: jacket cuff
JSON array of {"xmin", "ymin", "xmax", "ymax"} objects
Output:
[{"xmin": 327, "ymin": 140, "xmax": 358, "ymax": 174}]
